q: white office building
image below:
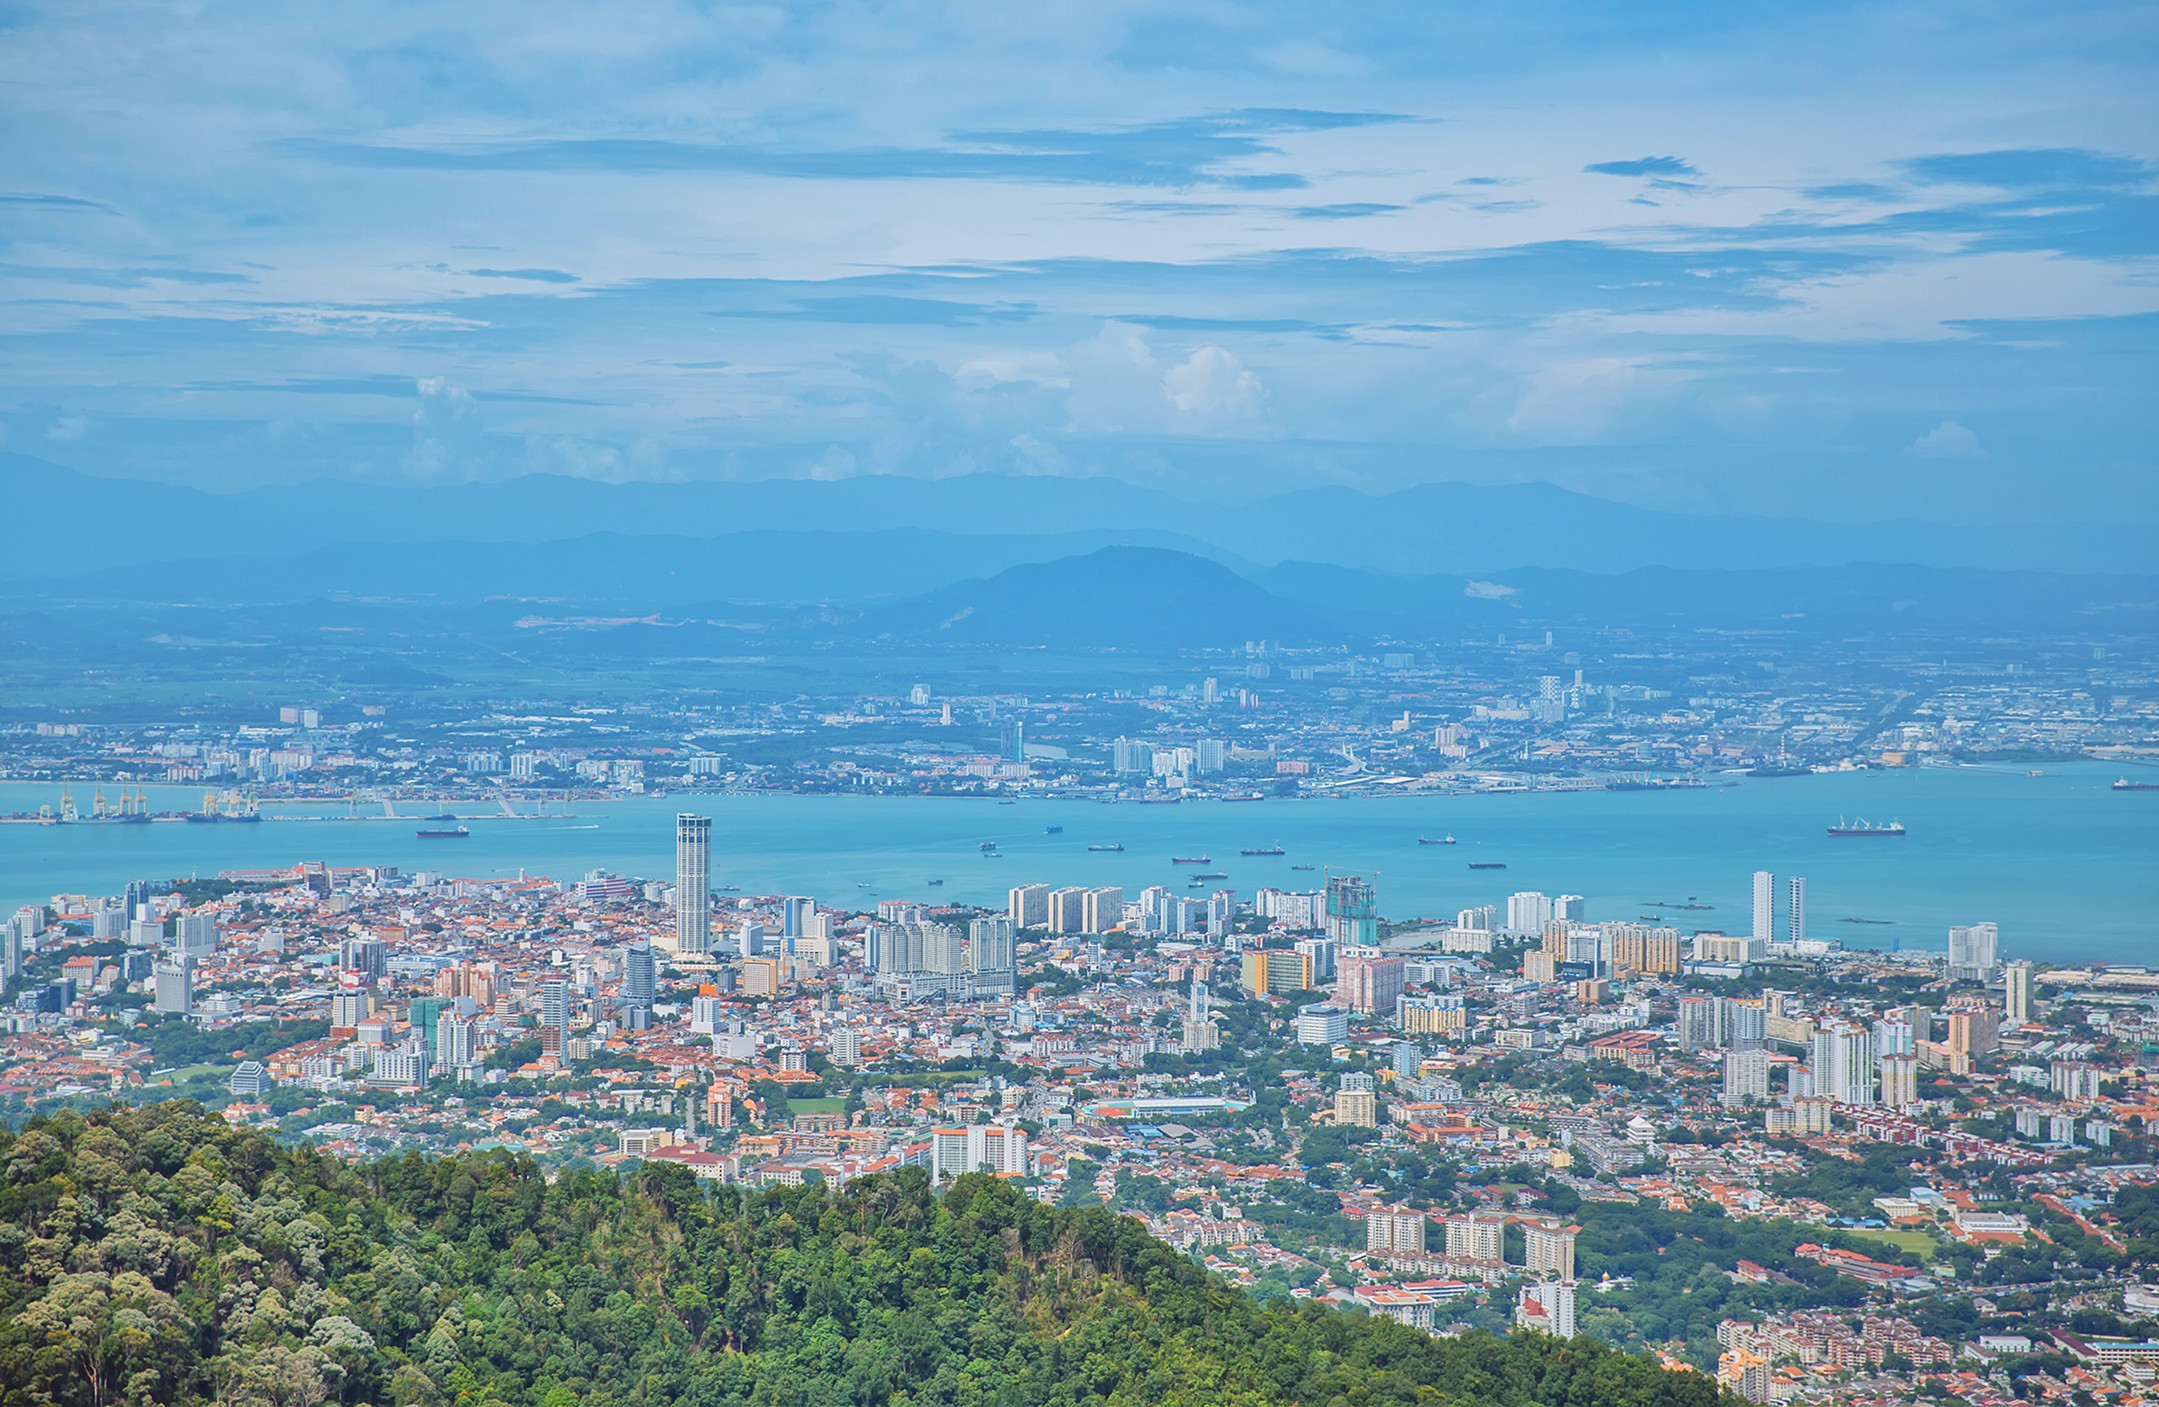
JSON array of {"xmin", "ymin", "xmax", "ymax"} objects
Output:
[{"xmin": 1296, "ymin": 1003, "xmax": 1347, "ymax": 1046}]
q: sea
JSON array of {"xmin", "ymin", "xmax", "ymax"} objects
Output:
[{"xmin": 3, "ymin": 761, "xmax": 2154, "ymax": 967}]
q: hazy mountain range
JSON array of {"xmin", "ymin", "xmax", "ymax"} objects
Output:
[
  {"xmin": 6, "ymin": 454, "xmax": 2148, "ymax": 585},
  {"xmin": 5, "ymin": 456, "xmax": 2152, "ymax": 651}
]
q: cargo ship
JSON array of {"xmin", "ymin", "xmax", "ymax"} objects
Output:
[
  {"xmin": 1171, "ymin": 855, "xmax": 1210, "ymax": 865},
  {"xmin": 1469, "ymin": 861, "xmax": 1507, "ymax": 870},
  {"xmin": 416, "ymin": 825, "xmax": 469, "ymax": 839},
  {"xmin": 1240, "ymin": 844, "xmax": 1285, "ymax": 856},
  {"xmin": 1827, "ymin": 817, "xmax": 1905, "ymax": 837},
  {"xmin": 1087, "ymin": 843, "xmax": 1124, "ymax": 852},
  {"xmin": 2114, "ymin": 778, "xmax": 2159, "ymax": 792},
  {"xmin": 1418, "ymin": 835, "xmax": 1457, "ymax": 845}
]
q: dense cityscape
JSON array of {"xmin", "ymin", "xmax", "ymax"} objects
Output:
[
  {"xmin": 5, "ymin": 628, "xmax": 2155, "ymax": 803},
  {"xmin": 7, "ymin": 800, "xmax": 2159, "ymax": 1405}
]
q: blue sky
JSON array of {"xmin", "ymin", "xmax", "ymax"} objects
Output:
[{"xmin": 1, "ymin": 0, "xmax": 2153, "ymax": 523}]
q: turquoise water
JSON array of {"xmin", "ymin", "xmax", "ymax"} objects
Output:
[{"xmin": 3, "ymin": 763, "xmax": 2153, "ymax": 965}]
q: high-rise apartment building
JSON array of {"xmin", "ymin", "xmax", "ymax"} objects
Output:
[
  {"xmin": 1507, "ymin": 891, "xmax": 1553, "ymax": 933},
  {"xmin": 1879, "ymin": 1053, "xmax": 1918, "ymax": 1109},
  {"xmin": 1337, "ymin": 954, "xmax": 1406, "ymax": 1013},
  {"xmin": 1786, "ymin": 876, "xmax": 1807, "ymax": 944},
  {"xmin": 1334, "ymin": 1071, "xmax": 1378, "ymax": 1128},
  {"xmin": 1752, "ymin": 871, "xmax": 1774, "ymax": 945},
  {"xmin": 1444, "ymin": 1210, "xmax": 1507, "ymax": 1263},
  {"xmin": 1008, "ymin": 884, "xmax": 1051, "ymax": 928},
  {"xmin": 1677, "ymin": 996, "xmax": 1723, "ymax": 1051},
  {"xmin": 1046, "ymin": 887, "xmax": 1087, "ymax": 933},
  {"xmin": 674, "ymin": 813, "xmax": 711, "ymax": 954},
  {"xmin": 1811, "ymin": 1020, "xmax": 1877, "ymax": 1107},
  {"xmin": 1947, "ymin": 923, "xmax": 1999, "ymax": 982},
  {"xmin": 1516, "ymin": 1280, "xmax": 1576, "ymax": 1338},
  {"xmin": 968, "ymin": 917, "xmax": 1016, "ymax": 976},
  {"xmin": 1367, "ymin": 1208, "xmax": 1427, "ymax": 1255},
  {"xmin": 1523, "ymin": 1221, "xmax": 1578, "ymax": 1280},
  {"xmin": 2003, "ymin": 959, "xmax": 2033, "ymax": 1025},
  {"xmin": 1721, "ymin": 1048, "xmax": 1770, "ymax": 1106},
  {"xmin": 1081, "ymin": 887, "xmax": 1123, "ymax": 935},
  {"xmin": 539, "ymin": 979, "xmax": 571, "ymax": 1055}
]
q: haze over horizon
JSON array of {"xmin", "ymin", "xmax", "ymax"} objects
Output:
[{"xmin": 4, "ymin": 1, "xmax": 2154, "ymax": 527}]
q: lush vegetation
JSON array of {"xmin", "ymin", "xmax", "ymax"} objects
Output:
[{"xmin": 1, "ymin": 1101, "xmax": 1733, "ymax": 1407}]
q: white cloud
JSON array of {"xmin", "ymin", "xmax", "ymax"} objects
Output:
[
  {"xmin": 1906, "ymin": 420, "xmax": 1986, "ymax": 460},
  {"xmin": 1162, "ymin": 345, "xmax": 1264, "ymax": 423}
]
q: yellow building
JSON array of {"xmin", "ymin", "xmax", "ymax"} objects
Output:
[{"xmin": 1240, "ymin": 948, "xmax": 1314, "ymax": 998}]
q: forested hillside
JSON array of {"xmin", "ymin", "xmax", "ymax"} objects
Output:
[{"xmin": 0, "ymin": 1102, "xmax": 1731, "ymax": 1407}]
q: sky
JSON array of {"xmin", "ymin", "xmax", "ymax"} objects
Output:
[{"xmin": 2, "ymin": 1, "xmax": 2154, "ymax": 524}]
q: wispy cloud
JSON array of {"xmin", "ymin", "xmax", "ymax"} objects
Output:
[
  {"xmin": 0, "ymin": 1, "xmax": 2148, "ymax": 524},
  {"xmin": 1584, "ymin": 156, "xmax": 1699, "ymax": 178}
]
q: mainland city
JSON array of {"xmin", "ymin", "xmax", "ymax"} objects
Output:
[{"xmin": 2, "ymin": 6, "xmax": 2155, "ymax": 1407}]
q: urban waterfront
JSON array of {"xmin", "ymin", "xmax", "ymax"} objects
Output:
[{"xmin": 5, "ymin": 760, "xmax": 2152, "ymax": 963}]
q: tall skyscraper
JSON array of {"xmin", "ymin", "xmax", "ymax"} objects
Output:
[
  {"xmin": 2004, "ymin": 959, "xmax": 2033, "ymax": 1025},
  {"xmin": 1786, "ymin": 876, "xmax": 1807, "ymax": 943},
  {"xmin": 1947, "ymin": 923, "xmax": 1999, "ymax": 982},
  {"xmin": 539, "ymin": 979, "xmax": 571, "ymax": 1055},
  {"xmin": 624, "ymin": 941, "xmax": 656, "ymax": 1008},
  {"xmin": 780, "ymin": 896, "xmax": 813, "ymax": 939},
  {"xmin": 1751, "ymin": 871, "xmax": 1774, "ymax": 945},
  {"xmin": 674, "ymin": 813, "xmax": 711, "ymax": 954}
]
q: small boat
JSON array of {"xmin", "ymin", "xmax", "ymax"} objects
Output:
[
  {"xmin": 1418, "ymin": 835, "xmax": 1457, "ymax": 846},
  {"xmin": 1837, "ymin": 916, "xmax": 1893, "ymax": 925},
  {"xmin": 1291, "ymin": 864, "xmax": 1315, "ymax": 871},
  {"xmin": 1088, "ymin": 843, "xmax": 1125, "ymax": 852},
  {"xmin": 1171, "ymin": 855, "xmax": 1210, "ymax": 865},
  {"xmin": 979, "ymin": 841, "xmax": 998, "ymax": 851},
  {"xmin": 1240, "ymin": 845, "xmax": 1285, "ymax": 856},
  {"xmin": 1046, "ymin": 825, "xmax": 1064, "ymax": 834},
  {"xmin": 1468, "ymin": 861, "xmax": 1506, "ymax": 870},
  {"xmin": 417, "ymin": 826, "xmax": 469, "ymax": 839},
  {"xmin": 927, "ymin": 879, "xmax": 944, "ymax": 886},
  {"xmin": 1194, "ymin": 872, "xmax": 1228, "ymax": 881}
]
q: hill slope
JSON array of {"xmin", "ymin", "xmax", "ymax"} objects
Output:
[
  {"xmin": 861, "ymin": 546, "xmax": 1345, "ymax": 647},
  {"xmin": 0, "ymin": 1102, "xmax": 1729, "ymax": 1407}
]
